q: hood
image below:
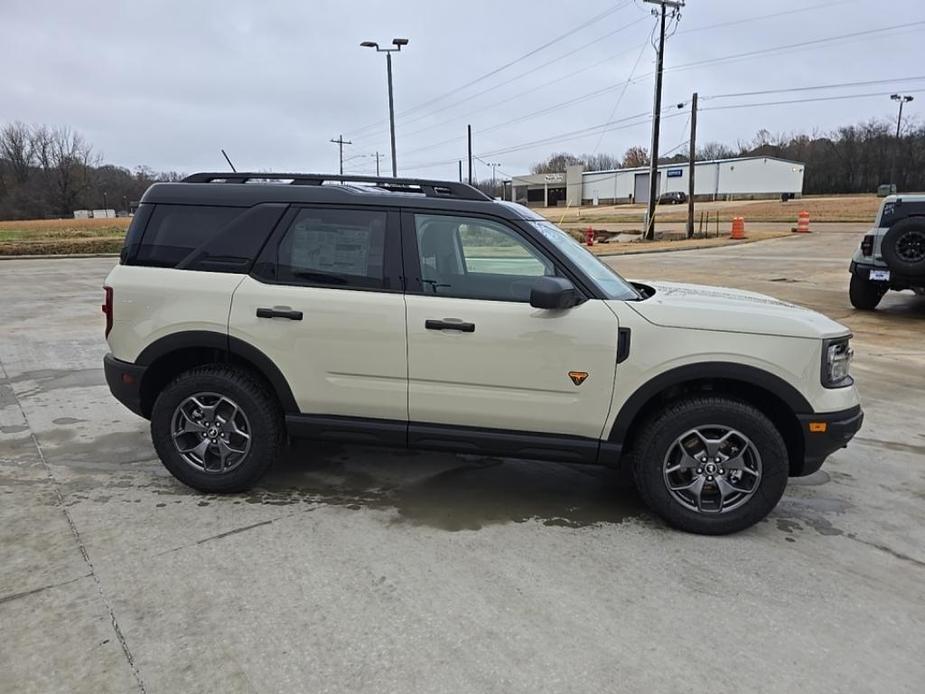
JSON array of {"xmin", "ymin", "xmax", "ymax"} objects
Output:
[{"xmin": 628, "ymin": 281, "xmax": 849, "ymax": 339}]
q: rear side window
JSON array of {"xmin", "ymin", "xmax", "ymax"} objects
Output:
[
  {"xmin": 274, "ymin": 208, "xmax": 387, "ymax": 289},
  {"xmin": 134, "ymin": 205, "xmax": 242, "ymax": 268}
]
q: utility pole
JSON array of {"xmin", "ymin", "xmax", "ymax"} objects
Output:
[
  {"xmin": 458, "ymin": 160, "xmax": 463, "ymax": 183},
  {"xmin": 330, "ymin": 135, "xmax": 352, "ymax": 175},
  {"xmin": 890, "ymin": 93, "xmax": 913, "ymax": 188},
  {"xmin": 643, "ymin": 0, "xmax": 684, "ymax": 240},
  {"xmin": 467, "ymin": 125, "xmax": 473, "ymax": 185},
  {"xmin": 374, "ymin": 151, "xmax": 382, "ymax": 176},
  {"xmin": 687, "ymin": 92, "xmax": 698, "ymax": 238},
  {"xmin": 487, "ymin": 162, "xmax": 501, "ymax": 198}
]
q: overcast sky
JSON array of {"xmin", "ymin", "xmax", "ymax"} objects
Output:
[{"xmin": 2, "ymin": 0, "xmax": 923, "ymax": 180}]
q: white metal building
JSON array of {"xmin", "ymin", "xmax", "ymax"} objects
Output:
[{"xmin": 511, "ymin": 157, "xmax": 805, "ymax": 207}]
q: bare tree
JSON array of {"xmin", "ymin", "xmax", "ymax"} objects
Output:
[
  {"xmin": 40, "ymin": 127, "xmax": 98, "ymax": 215},
  {"xmin": 622, "ymin": 146, "xmax": 650, "ymax": 168},
  {"xmin": 0, "ymin": 122, "xmax": 35, "ymax": 184},
  {"xmin": 696, "ymin": 142, "xmax": 737, "ymax": 161}
]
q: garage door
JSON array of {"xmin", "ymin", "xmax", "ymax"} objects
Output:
[{"xmin": 634, "ymin": 172, "xmax": 661, "ymax": 204}]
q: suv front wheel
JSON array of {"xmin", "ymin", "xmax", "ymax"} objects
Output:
[
  {"xmin": 151, "ymin": 365, "xmax": 283, "ymax": 493},
  {"xmin": 632, "ymin": 396, "xmax": 789, "ymax": 535}
]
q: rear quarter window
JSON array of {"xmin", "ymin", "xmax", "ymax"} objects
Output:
[{"xmin": 132, "ymin": 204, "xmax": 242, "ymax": 268}]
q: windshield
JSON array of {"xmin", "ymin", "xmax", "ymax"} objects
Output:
[{"xmin": 529, "ymin": 221, "xmax": 640, "ymax": 301}]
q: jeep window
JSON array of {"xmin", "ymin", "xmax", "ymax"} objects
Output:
[
  {"xmin": 276, "ymin": 208, "xmax": 387, "ymax": 289},
  {"xmin": 529, "ymin": 220, "xmax": 640, "ymax": 301},
  {"xmin": 414, "ymin": 214, "xmax": 554, "ymax": 302},
  {"xmin": 134, "ymin": 204, "xmax": 242, "ymax": 268}
]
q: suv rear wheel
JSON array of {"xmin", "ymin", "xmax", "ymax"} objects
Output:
[
  {"xmin": 151, "ymin": 365, "xmax": 283, "ymax": 493},
  {"xmin": 631, "ymin": 396, "xmax": 788, "ymax": 535},
  {"xmin": 849, "ymin": 272, "xmax": 886, "ymax": 310}
]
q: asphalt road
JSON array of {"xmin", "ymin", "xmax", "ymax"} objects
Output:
[{"xmin": 2, "ymin": 226, "xmax": 923, "ymax": 693}]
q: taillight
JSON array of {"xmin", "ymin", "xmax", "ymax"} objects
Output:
[
  {"xmin": 102, "ymin": 286, "xmax": 113, "ymax": 337},
  {"xmin": 860, "ymin": 235, "xmax": 874, "ymax": 257}
]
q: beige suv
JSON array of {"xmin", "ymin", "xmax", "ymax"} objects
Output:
[{"xmin": 103, "ymin": 172, "xmax": 863, "ymax": 534}]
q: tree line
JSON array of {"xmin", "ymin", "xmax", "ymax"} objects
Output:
[
  {"xmin": 529, "ymin": 116, "xmax": 925, "ymax": 195},
  {"xmin": 0, "ymin": 121, "xmax": 183, "ymax": 220}
]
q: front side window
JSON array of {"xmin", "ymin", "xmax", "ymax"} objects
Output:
[
  {"xmin": 414, "ymin": 214, "xmax": 554, "ymax": 302},
  {"xmin": 276, "ymin": 208, "xmax": 387, "ymax": 289}
]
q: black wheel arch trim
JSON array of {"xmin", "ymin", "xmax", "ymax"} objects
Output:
[
  {"xmin": 134, "ymin": 330, "xmax": 299, "ymax": 414},
  {"xmin": 608, "ymin": 362, "xmax": 813, "ymax": 443}
]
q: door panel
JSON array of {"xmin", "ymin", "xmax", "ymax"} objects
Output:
[
  {"xmin": 230, "ymin": 277, "xmax": 407, "ymax": 420},
  {"xmin": 405, "ymin": 295, "xmax": 619, "ymax": 439},
  {"xmin": 402, "ymin": 211, "xmax": 619, "ymax": 440},
  {"xmin": 229, "ymin": 205, "xmax": 407, "ymax": 421}
]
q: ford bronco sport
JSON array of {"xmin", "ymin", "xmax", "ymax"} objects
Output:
[
  {"xmin": 849, "ymin": 194, "xmax": 925, "ymax": 309},
  {"xmin": 103, "ymin": 173, "xmax": 863, "ymax": 534}
]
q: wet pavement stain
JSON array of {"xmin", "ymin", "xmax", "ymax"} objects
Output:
[
  {"xmin": 234, "ymin": 444, "xmax": 653, "ymax": 532},
  {"xmin": 2, "ymin": 368, "xmax": 106, "ymax": 397},
  {"xmin": 0, "ymin": 425, "xmax": 29, "ymax": 434},
  {"xmin": 52, "ymin": 417, "xmax": 86, "ymax": 426}
]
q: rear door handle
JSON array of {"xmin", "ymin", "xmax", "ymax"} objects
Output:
[
  {"xmin": 425, "ymin": 319, "xmax": 475, "ymax": 333},
  {"xmin": 257, "ymin": 307, "xmax": 303, "ymax": 321}
]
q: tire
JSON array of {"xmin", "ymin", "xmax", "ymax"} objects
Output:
[
  {"xmin": 150, "ymin": 365, "xmax": 283, "ymax": 493},
  {"xmin": 881, "ymin": 217, "xmax": 925, "ymax": 278},
  {"xmin": 631, "ymin": 396, "xmax": 789, "ymax": 535},
  {"xmin": 849, "ymin": 272, "xmax": 885, "ymax": 310}
]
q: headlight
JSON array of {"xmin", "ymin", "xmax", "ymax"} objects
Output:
[{"xmin": 822, "ymin": 336, "xmax": 853, "ymax": 388}]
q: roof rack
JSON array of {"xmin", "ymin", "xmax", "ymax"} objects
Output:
[{"xmin": 181, "ymin": 172, "xmax": 492, "ymax": 201}]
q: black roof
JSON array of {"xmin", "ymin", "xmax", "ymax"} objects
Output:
[{"xmin": 140, "ymin": 172, "xmax": 541, "ymax": 221}]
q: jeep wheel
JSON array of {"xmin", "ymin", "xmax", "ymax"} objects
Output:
[
  {"xmin": 881, "ymin": 217, "xmax": 925, "ymax": 278},
  {"xmin": 151, "ymin": 365, "xmax": 283, "ymax": 493},
  {"xmin": 632, "ymin": 396, "xmax": 788, "ymax": 535},
  {"xmin": 849, "ymin": 272, "xmax": 886, "ymax": 310}
]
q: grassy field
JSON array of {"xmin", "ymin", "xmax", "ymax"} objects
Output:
[
  {"xmin": 0, "ymin": 217, "xmax": 130, "ymax": 255},
  {"xmin": 541, "ymin": 195, "xmax": 881, "ymax": 225}
]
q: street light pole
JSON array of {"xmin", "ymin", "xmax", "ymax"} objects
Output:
[
  {"xmin": 890, "ymin": 93, "xmax": 913, "ymax": 188},
  {"xmin": 361, "ymin": 38, "xmax": 409, "ymax": 178}
]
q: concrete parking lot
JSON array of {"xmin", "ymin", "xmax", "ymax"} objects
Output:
[{"xmin": 2, "ymin": 225, "xmax": 923, "ymax": 693}]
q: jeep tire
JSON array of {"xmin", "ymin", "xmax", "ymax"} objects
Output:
[
  {"xmin": 849, "ymin": 272, "xmax": 886, "ymax": 310},
  {"xmin": 881, "ymin": 217, "xmax": 925, "ymax": 278},
  {"xmin": 151, "ymin": 365, "xmax": 283, "ymax": 493},
  {"xmin": 632, "ymin": 396, "xmax": 789, "ymax": 535}
]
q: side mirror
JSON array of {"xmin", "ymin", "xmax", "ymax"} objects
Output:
[{"xmin": 530, "ymin": 277, "xmax": 579, "ymax": 309}]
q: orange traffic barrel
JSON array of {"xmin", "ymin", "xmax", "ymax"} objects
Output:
[
  {"xmin": 730, "ymin": 217, "xmax": 746, "ymax": 240},
  {"xmin": 795, "ymin": 210, "xmax": 811, "ymax": 233}
]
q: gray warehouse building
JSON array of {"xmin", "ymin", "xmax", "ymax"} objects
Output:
[{"xmin": 510, "ymin": 156, "xmax": 805, "ymax": 207}]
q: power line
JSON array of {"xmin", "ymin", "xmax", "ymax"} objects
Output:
[
  {"xmin": 391, "ymin": 22, "xmax": 922, "ymax": 164},
  {"xmin": 345, "ymin": 2, "xmax": 633, "ymax": 138},
  {"xmin": 678, "ymin": 0, "xmax": 858, "ymax": 34},
  {"xmin": 351, "ymin": 16, "xmax": 648, "ymax": 144},
  {"xmin": 704, "ymin": 76, "xmax": 925, "ymax": 101},
  {"xmin": 699, "ymin": 89, "xmax": 925, "ymax": 113}
]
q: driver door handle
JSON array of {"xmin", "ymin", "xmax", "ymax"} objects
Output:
[
  {"xmin": 257, "ymin": 307, "xmax": 303, "ymax": 321},
  {"xmin": 425, "ymin": 319, "xmax": 475, "ymax": 333}
]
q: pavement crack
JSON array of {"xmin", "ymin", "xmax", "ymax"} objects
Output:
[
  {"xmin": 0, "ymin": 572, "xmax": 92, "ymax": 606},
  {"xmin": 156, "ymin": 514, "xmax": 298, "ymax": 556},
  {"xmin": 196, "ymin": 518, "xmax": 276, "ymax": 544},
  {"xmin": 847, "ymin": 534, "xmax": 925, "ymax": 569},
  {"xmin": 0, "ymin": 358, "xmax": 147, "ymax": 694}
]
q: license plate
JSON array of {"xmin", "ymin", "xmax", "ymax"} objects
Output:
[{"xmin": 869, "ymin": 269, "xmax": 890, "ymax": 281}]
